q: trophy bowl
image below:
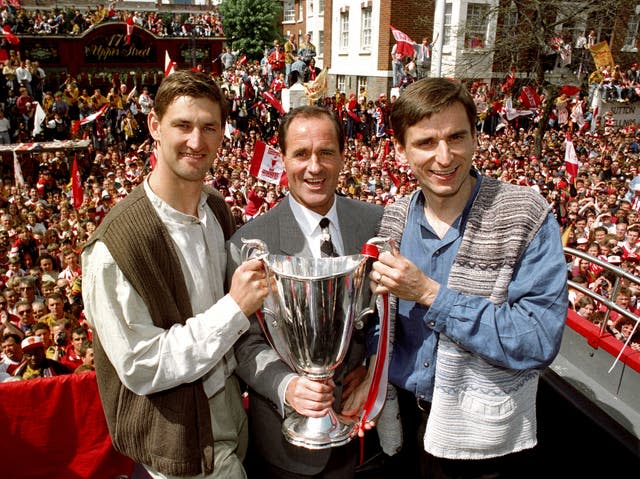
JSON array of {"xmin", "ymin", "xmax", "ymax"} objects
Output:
[{"xmin": 241, "ymin": 239, "xmax": 378, "ymax": 449}]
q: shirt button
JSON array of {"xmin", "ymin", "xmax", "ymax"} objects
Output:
[
  {"xmin": 428, "ymin": 320, "xmax": 436, "ymax": 328},
  {"xmin": 434, "ymin": 250, "xmax": 440, "ymax": 256},
  {"xmin": 423, "ymin": 361, "xmax": 430, "ymax": 368}
]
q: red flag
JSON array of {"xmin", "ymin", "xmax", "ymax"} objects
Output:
[
  {"xmin": 164, "ymin": 50, "xmax": 176, "ymax": 77},
  {"xmin": 71, "ymin": 155, "xmax": 84, "ymax": 209},
  {"xmin": 261, "ymin": 91, "xmax": 286, "ymax": 116},
  {"xmin": 390, "ymin": 26, "xmax": 416, "ymax": 57},
  {"xmin": 2, "ymin": 25, "xmax": 19, "ymax": 46},
  {"xmin": 519, "ymin": 86, "xmax": 541, "ymax": 109},
  {"xmin": 125, "ymin": 17, "xmax": 134, "ymax": 46},
  {"xmin": 501, "ymin": 69, "xmax": 516, "ymax": 93},
  {"xmin": 250, "ymin": 140, "xmax": 288, "ymax": 186},
  {"xmin": 564, "ymin": 129, "xmax": 579, "ymax": 180},
  {"xmin": 560, "ymin": 84, "xmax": 581, "ymax": 97}
]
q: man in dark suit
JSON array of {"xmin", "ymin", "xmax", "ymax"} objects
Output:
[{"xmin": 229, "ymin": 106, "xmax": 383, "ymax": 478}]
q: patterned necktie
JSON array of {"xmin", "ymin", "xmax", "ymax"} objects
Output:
[{"xmin": 319, "ymin": 217, "xmax": 337, "ymax": 257}]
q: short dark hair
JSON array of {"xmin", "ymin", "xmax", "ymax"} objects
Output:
[
  {"xmin": 278, "ymin": 105, "xmax": 344, "ymax": 154},
  {"xmin": 153, "ymin": 70, "xmax": 228, "ymax": 125},
  {"xmin": 390, "ymin": 78, "xmax": 477, "ymax": 147}
]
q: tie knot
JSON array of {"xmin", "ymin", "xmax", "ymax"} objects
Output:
[{"xmin": 319, "ymin": 217, "xmax": 330, "ymax": 229}]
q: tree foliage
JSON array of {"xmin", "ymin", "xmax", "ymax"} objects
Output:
[{"xmin": 219, "ymin": 0, "xmax": 282, "ymax": 61}]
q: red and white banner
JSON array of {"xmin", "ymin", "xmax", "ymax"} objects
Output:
[
  {"xmin": 564, "ymin": 129, "xmax": 579, "ymax": 180},
  {"xmin": 165, "ymin": 50, "xmax": 176, "ymax": 77},
  {"xmin": 125, "ymin": 17, "xmax": 134, "ymax": 45},
  {"xmin": 390, "ymin": 25, "xmax": 416, "ymax": 57},
  {"xmin": 261, "ymin": 91, "xmax": 286, "ymax": 116},
  {"xmin": 71, "ymin": 155, "xmax": 83, "ymax": 209},
  {"xmin": 519, "ymin": 86, "xmax": 540, "ymax": 109},
  {"xmin": 80, "ymin": 103, "xmax": 108, "ymax": 126},
  {"xmin": 249, "ymin": 140, "xmax": 287, "ymax": 186}
]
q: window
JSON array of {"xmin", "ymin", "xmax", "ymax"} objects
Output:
[
  {"xmin": 319, "ymin": 0, "xmax": 325, "ymax": 15},
  {"xmin": 318, "ymin": 30, "xmax": 324, "ymax": 57},
  {"xmin": 357, "ymin": 76, "xmax": 367, "ymax": 97},
  {"xmin": 340, "ymin": 11, "xmax": 350, "ymax": 50},
  {"xmin": 337, "ymin": 74, "xmax": 346, "ymax": 93},
  {"xmin": 443, "ymin": 2, "xmax": 453, "ymax": 47},
  {"xmin": 283, "ymin": 0, "xmax": 295, "ymax": 23},
  {"xmin": 622, "ymin": 10, "xmax": 640, "ymax": 52},
  {"xmin": 465, "ymin": 3, "xmax": 489, "ymax": 49},
  {"xmin": 361, "ymin": 7, "xmax": 372, "ymax": 51}
]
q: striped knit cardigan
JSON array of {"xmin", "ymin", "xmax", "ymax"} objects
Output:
[{"xmin": 376, "ymin": 176, "xmax": 550, "ymax": 459}]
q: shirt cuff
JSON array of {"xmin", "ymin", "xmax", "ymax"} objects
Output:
[
  {"xmin": 279, "ymin": 372, "xmax": 298, "ymax": 416},
  {"xmin": 421, "ymin": 286, "xmax": 457, "ymax": 332}
]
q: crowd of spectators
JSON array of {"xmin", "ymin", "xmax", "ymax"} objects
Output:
[
  {"xmin": 3, "ymin": 3, "xmax": 224, "ymax": 38},
  {"xmin": 0, "ymin": 21, "xmax": 639, "ymax": 380}
]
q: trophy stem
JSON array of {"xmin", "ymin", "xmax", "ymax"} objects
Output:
[{"xmin": 282, "ymin": 410, "xmax": 358, "ymax": 450}]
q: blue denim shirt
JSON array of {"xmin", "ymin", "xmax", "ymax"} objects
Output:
[{"xmin": 372, "ymin": 175, "xmax": 568, "ymax": 402}]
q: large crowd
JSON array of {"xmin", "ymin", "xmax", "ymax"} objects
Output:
[
  {"xmin": 0, "ymin": 6, "xmax": 639, "ymax": 380},
  {"xmin": 4, "ymin": 3, "xmax": 224, "ymax": 38}
]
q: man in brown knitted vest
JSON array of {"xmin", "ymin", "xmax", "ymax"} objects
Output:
[{"xmin": 82, "ymin": 70, "xmax": 269, "ymax": 478}]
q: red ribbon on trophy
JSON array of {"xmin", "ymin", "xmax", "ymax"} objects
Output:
[{"xmin": 358, "ymin": 243, "xmax": 392, "ymax": 464}]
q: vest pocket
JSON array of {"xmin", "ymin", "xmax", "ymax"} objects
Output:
[{"xmin": 459, "ymin": 388, "xmax": 516, "ymax": 421}]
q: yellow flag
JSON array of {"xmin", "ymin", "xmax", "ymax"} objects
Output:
[
  {"xmin": 589, "ymin": 41, "xmax": 615, "ymax": 70},
  {"xmin": 303, "ymin": 68, "xmax": 328, "ymax": 104}
]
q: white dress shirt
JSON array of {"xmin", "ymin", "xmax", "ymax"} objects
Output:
[
  {"xmin": 82, "ymin": 180, "xmax": 249, "ymax": 398},
  {"xmin": 288, "ymin": 194, "xmax": 344, "ymax": 257}
]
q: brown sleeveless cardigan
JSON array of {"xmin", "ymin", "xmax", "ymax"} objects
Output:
[{"xmin": 85, "ymin": 183, "xmax": 234, "ymax": 476}]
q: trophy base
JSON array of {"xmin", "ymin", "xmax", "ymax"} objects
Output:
[{"xmin": 282, "ymin": 410, "xmax": 358, "ymax": 450}]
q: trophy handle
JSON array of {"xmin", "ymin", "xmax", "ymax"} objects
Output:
[
  {"xmin": 240, "ymin": 237, "xmax": 269, "ymax": 262},
  {"xmin": 354, "ymin": 237, "xmax": 392, "ymax": 329},
  {"xmin": 239, "ymin": 238, "xmax": 298, "ymax": 371}
]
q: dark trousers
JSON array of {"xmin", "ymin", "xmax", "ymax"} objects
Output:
[
  {"xmin": 251, "ymin": 440, "xmax": 359, "ymax": 479},
  {"xmin": 388, "ymin": 388, "xmax": 539, "ymax": 479}
]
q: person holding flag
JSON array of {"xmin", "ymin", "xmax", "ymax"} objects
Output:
[
  {"xmin": 390, "ymin": 26, "xmax": 416, "ymax": 87},
  {"xmin": 229, "ymin": 105, "xmax": 384, "ymax": 478}
]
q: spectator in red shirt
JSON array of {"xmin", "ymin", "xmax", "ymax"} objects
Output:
[{"xmin": 60, "ymin": 326, "xmax": 87, "ymax": 372}]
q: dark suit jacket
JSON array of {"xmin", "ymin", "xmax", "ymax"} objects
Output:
[{"xmin": 228, "ymin": 195, "xmax": 383, "ymax": 475}]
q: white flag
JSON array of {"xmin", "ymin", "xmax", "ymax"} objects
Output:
[
  {"xmin": 32, "ymin": 102, "xmax": 46, "ymax": 136},
  {"xmin": 13, "ymin": 151, "xmax": 24, "ymax": 187}
]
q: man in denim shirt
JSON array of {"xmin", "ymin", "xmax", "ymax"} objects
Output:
[{"xmin": 370, "ymin": 78, "xmax": 568, "ymax": 478}]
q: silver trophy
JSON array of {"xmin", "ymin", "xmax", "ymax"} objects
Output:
[{"xmin": 241, "ymin": 238, "xmax": 386, "ymax": 449}]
